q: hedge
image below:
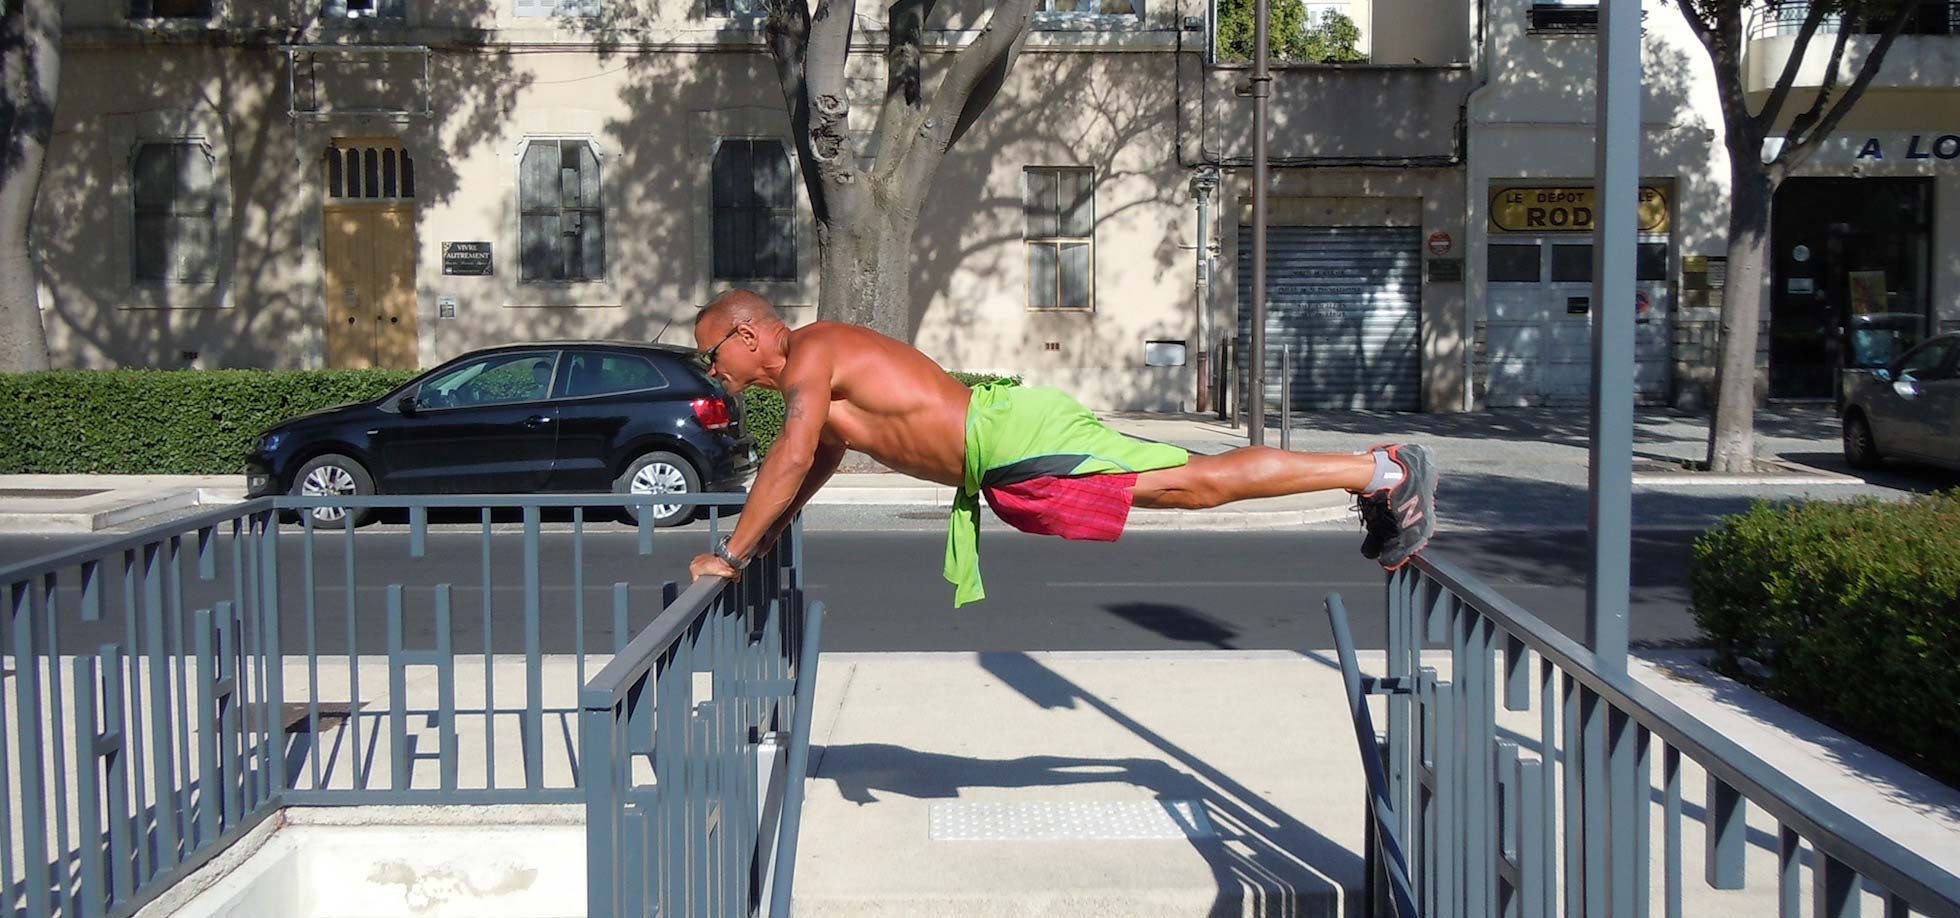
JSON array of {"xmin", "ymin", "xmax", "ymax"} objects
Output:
[
  {"xmin": 738, "ymin": 371, "xmax": 1020, "ymax": 455},
  {"xmin": 0, "ymin": 368, "xmax": 1021, "ymax": 475},
  {"xmin": 1689, "ymin": 494, "xmax": 1960, "ymax": 780},
  {"xmin": 0, "ymin": 369, "xmax": 417, "ymax": 474}
]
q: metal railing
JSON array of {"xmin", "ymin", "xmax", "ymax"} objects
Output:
[
  {"xmin": 581, "ymin": 534, "xmax": 823, "ymax": 918},
  {"xmin": 1750, "ymin": 0, "xmax": 1957, "ymax": 39},
  {"xmin": 0, "ymin": 492, "xmax": 810, "ymax": 918},
  {"xmin": 1328, "ymin": 552, "xmax": 1960, "ymax": 918}
]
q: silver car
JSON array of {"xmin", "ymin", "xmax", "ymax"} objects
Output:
[{"xmin": 1841, "ymin": 332, "xmax": 1960, "ymax": 471}]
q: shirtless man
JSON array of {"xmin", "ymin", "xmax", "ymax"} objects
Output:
[{"xmin": 686, "ymin": 289, "xmax": 1438, "ymax": 606}]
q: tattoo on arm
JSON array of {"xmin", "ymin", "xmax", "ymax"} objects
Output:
[{"xmin": 785, "ymin": 385, "xmax": 807, "ymax": 421}]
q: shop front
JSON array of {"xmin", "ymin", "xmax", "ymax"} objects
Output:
[
  {"xmin": 1481, "ymin": 183, "xmax": 1675, "ymax": 406},
  {"xmin": 1769, "ymin": 176, "xmax": 1936, "ymax": 402}
]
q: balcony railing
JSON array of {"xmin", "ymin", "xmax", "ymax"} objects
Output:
[{"xmin": 1750, "ymin": 0, "xmax": 1957, "ymax": 40}]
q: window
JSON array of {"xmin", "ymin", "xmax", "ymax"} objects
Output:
[
  {"xmin": 514, "ymin": 0, "xmax": 600, "ymax": 17},
  {"xmin": 133, "ymin": 142, "xmax": 218, "ymax": 284},
  {"xmin": 520, "ymin": 140, "xmax": 606, "ymax": 283},
  {"xmin": 712, "ymin": 139, "xmax": 797, "ymax": 281},
  {"xmin": 1488, "ymin": 244, "xmax": 1540, "ymax": 283},
  {"xmin": 1528, "ymin": 0, "xmax": 1598, "ymax": 32},
  {"xmin": 1636, "ymin": 242, "xmax": 1668, "ymax": 282},
  {"xmin": 1550, "ymin": 244, "xmax": 1593, "ymax": 283},
  {"xmin": 706, "ymin": 0, "xmax": 764, "ymax": 14},
  {"xmin": 323, "ymin": 0, "xmax": 406, "ymax": 21},
  {"xmin": 130, "ymin": 0, "xmax": 213, "ymax": 18},
  {"xmin": 562, "ymin": 352, "xmax": 669, "ymax": 398},
  {"xmin": 1897, "ymin": 340, "xmax": 1955, "ymax": 381},
  {"xmin": 1024, "ymin": 167, "xmax": 1094, "ymax": 310},
  {"xmin": 327, "ymin": 144, "xmax": 415, "ymax": 199},
  {"xmin": 418, "ymin": 352, "xmax": 558, "ymax": 409},
  {"xmin": 1036, "ymin": 0, "xmax": 1142, "ymax": 16}
]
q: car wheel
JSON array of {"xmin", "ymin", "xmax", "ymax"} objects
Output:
[
  {"xmin": 617, "ymin": 451, "xmax": 701, "ymax": 528},
  {"xmin": 291, "ymin": 453, "xmax": 375, "ymax": 529},
  {"xmin": 1843, "ymin": 412, "xmax": 1883, "ymax": 470}
]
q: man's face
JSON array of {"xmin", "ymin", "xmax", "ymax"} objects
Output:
[{"xmin": 693, "ymin": 320, "xmax": 754, "ymax": 393}]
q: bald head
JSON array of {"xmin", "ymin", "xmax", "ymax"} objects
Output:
[{"xmin": 696, "ymin": 289, "xmax": 784, "ymax": 337}]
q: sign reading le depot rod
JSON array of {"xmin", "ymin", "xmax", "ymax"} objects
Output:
[{"xmin": 1488, "ymin": 186, "xmax": 1669, "ymax": 234}]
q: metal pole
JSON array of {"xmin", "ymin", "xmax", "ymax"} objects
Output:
[
  {"xmin": 1588, "ymin": 0, "xmax": 1638, "ymax": 674},
  {"xmin": 1193, "ymin": 170, "xmax": 1219, "ymax": 414},
  {"xmin": 1281, "ymin": 345, "xmax": 1292, "ymax": 451},
  {"xmin": 1248, "ymin": 0, "xmax": 1270, "ymax": 447}
]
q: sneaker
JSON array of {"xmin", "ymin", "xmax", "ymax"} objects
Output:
[{"xmin": 1354, "ymin": 444, "xmax": 1437, "ymax": 571}]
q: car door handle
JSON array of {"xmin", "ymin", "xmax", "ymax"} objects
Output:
[{"xmin": 525, "ymin": 415, "xmax": 553, "ymax": 428}]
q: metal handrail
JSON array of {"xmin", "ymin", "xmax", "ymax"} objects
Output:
[
  {"xmin": 1382, "ymin": 552, "xmax": 1960, "ymax": 918},
  {"xmin": 2, "ymin": 491, "xmax": 809, "ymax": 918},
  {"xmin": 1411, "ymin": 553, "xmax": 1960, "ymax": 914},
  {"xmin": 1327, "ymin": 592, "xmax": 1421, "ymax": 917}
]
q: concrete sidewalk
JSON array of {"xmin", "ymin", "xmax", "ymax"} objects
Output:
[{"xmin": 790, "ymin": 649, "xmax": 1960, "ymax": 917}]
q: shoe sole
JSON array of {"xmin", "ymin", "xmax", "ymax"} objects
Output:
[{"xmin": 1369, "ymin": 444, "xmax": 1437, "ymax": 571}]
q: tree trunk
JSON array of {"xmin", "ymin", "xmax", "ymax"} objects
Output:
[
  {"xmin": 0, "ymin": 0, "xmax": 60, "ymax": 374},
  {"xmin": 1707, "ymin": 156, "xmax": 1775, "ymax": 472},
  {"xmin": 817, "ymin": 210, "xmax": 915, "ymax": 339}
]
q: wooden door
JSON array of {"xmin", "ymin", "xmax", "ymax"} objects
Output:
[{"xmin": 322, "ymin": 139, "xmax": 420, "ymax": 369}]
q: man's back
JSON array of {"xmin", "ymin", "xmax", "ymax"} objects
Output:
[{"xmin": 790, "ymin": 322, "xmax": 973, "ymax": 487}]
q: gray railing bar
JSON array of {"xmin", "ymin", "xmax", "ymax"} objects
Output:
[
  {"xmin": 259, "ymin": 512, "xmax": 285, "ymax": 801},
  {"xmin": 303, "ymin": 515, "xmax": 323, "ymax": 791},
  {"xmin": 524, "ymin": 506, "xmax": 544, "ymax": 790},
  {"xmin": 574, "ymin": 509, "xmax": 586, "ymax": 687},
  {"xmin": 583, "ymin": 577, "xmax": 726, "ymax": 708},
  {"xmin": 11, "ymin": 580, "xmax": 52, "ymax": 918},
  {"xmin": 1707, "ymin": 777, "xmax": 1747, "ymax": 889},
  {"xmin": 1664, "ymin": 743, "xmax": 1682, "ymax": 918},
  {"xmin": 279, "ymin": 493, "xmax": 749, "ymax": 510},
  {"xmin": 0, "ymin": 499, "xmax": 278, "ymax": 583},
  {"xmin": 436, "ymin": 584, "xmax": 458, "ymax": 792},
  {"xmin": 344, "ymin": 519, "xmax": 365, "ymax": 792},
  {"xmin": 102, "ymin": 644, "xmax": 135, "ymax": 905},
  {"xmin": 1536, "ymin": 657, "xmax": 1557, "ymax": 913},
  {"xmin": 767, "ymin": 600, "xmax": 826, "ymax": 918},
  {"xmin": 1326, "ymin": 592, "xmax": 1420, "ymax": 917},
  {"xmin": 481, "ymin": 508, "xmax": 496, "ymax": 790},
  {"xmin": 388, "ymin": 585, "xmax": 410, "ymax": 792},
  {"xmin": 43, "ymin": 571, "xmax": 76, "ymax": 906},
  {"xmin": 1414, "ymin": 555, "xmax": 1960, "ymax": 913},
  {"xmin": 75, "ymin": 653, "xmax": 105, "ymax": 918},
  {"xmin": 140, "ymin": 542, "xmax": 180, "ymax": 871},
  {"xmin": 118, "ymin": 547, "xmax": 151, "ymax": 886},
  {"xmin": 1779, "ymin": 824, "xmax": 1802, "ymax": 917}
]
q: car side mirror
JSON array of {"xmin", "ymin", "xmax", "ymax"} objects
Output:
[{"xmin": 398, "ymin": 394, "xmax": 420, "ymax": 416}]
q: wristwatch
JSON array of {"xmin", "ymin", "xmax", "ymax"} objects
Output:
[{"xmin": 713, "ymin": 535, "xmax": 750, "ymax": 572}]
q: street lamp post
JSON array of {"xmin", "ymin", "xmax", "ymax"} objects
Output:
[{"xmin": 1247, "ymin": 0, "xmax": 1271, "ymax": 446}]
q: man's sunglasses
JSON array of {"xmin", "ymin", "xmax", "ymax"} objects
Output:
[{"xmin": 694, "ymin": 327, "xmax": 740, "ymax": 372}]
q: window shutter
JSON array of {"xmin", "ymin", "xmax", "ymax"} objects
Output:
[
  {"xmin": 322, "ymin": 0, "xmax": 349, "ymax": 17},
  {"xmin": 1059, "ymin": 242, "xmax": 1091, "ymax": 309},
  {"xmin": 1028, "ymin": 244, "xmax": 1058, "ymax": 309},
  {"xmin": 522, "ymin": 215, "xmax": 554, "ymax": 281},
  {"xmin": 580, "ymin": 208, "xmax": 606, "ymax": 280},
  {"xmin": 576, "ymin": 142, "xmax": 601, "ymax": 209},
  {"xmin": 520, "ymin": 142, "xmax": 556, "ymax": 211}
]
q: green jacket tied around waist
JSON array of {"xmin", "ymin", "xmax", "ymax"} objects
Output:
[{"xmin": 943, "ymin": 380, "xmax": 1189, "ymax": 606}]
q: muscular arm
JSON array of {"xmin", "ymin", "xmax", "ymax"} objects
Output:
[
  {"xmin": 723, "ymin": 355, "xmax": 833, "ymax": 563},
  {"xmin": 759, "ymin": 438, "xmax": 845, "ymax": 551}
]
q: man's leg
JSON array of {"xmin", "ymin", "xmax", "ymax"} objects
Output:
[{"xmin": 1128, "ymin": 447, "xmax": 1374, "ymax": 510}]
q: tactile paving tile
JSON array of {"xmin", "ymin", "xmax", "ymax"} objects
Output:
[{"xmin": 928, "ymin": 800, "xmax": 1214, "ymax": 841}]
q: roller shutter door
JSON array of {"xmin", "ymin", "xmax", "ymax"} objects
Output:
[{"xmin": 1237, "ymin": 225, "xmax": 1423, "ymax": 411}]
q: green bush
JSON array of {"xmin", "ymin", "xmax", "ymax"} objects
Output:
[
  {"xmin": 0, "ymin": 369, "xmax": 417, "ymax": 475},
  {"xmin": 1690, "ymin": 494, "xmax": 1960, "ymax": 778},
  {"xmin": 739, "ymin": 371, "xmax": 1020, "ymax": 456}
]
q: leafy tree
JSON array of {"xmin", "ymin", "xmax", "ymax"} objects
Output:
[
  {"xmin": 1217, "ymin": 0, "xmax": 1365, "ymax": 62},
  {"xmin": 1672, "ymin": 0, "xmax": 1917, "ymax": 470}
]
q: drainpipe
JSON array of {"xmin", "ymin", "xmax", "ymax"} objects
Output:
[
  {"xmin": 1248, "ymin": 0, "xmax": 1270, "ymax": 446},
  {"xmin": 1458, "ymin": 0, "xmax": 1494, "ymax": 412},
  {"xmin": 1191, "ymin": 167, "xmax": 1220, "ymax": 413}
]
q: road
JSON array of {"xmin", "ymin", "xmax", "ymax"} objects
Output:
[{"xmin": 0, "ymin": 526, "xmax": 1704, "ymax": 653}]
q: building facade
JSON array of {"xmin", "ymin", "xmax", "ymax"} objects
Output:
[{"xmin": 33, "ymin": 0, "xmax": 1960, "ymax": 412}]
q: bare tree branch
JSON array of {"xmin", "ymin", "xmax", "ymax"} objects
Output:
[
  {"xmin": 867, "ymin": 0, "xmax": 934, "ymax": 181},
  {"xmin": 1783, "ymin": 14, "xmax": 1852, "ymax": 143},
  {"xmin": 948, "ymin": 24, "xmax": 1030, "ymax": 146},
  {"xmin": 765, "ymin": 0, "xmax": 830, "ymax": 221},
  {"xmin": 921, "ymin": 0, "xmax": 1038, "ymax": 151},
  {"xmin": 1752, "ymin": 0, "xmax": 1832, "ymax": 135},
  {"xmin": 804, "ymin": 0, "xmax": 861, "ymax": 189},
  {"xmin": 1780, "ymin": 0, "xmax": 1917, "ymax": 173}
]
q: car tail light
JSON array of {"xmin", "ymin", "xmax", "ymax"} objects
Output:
[{"xmin": 692, "ymin": 396, "xmax": 732, "ymax": 430}]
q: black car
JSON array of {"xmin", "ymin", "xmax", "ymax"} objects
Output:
[{"xmin": 245, "ymin": 341, "xmax": 757, "ymax": 528}]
